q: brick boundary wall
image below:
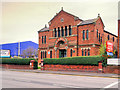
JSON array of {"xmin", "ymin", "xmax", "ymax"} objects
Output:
[
  {"xmin": 43, "ymin": 65, "xmax": 99, "ymax": 72},
  {"xmin": 0, "ymin": 64, "xmax": 33, "ymax": 70},
  {"xmin": 103, "ymin": 66, "xmax": 120, "ymax": 74},
  {"xmin": 43, "ymin": 64, "xmax": 120, "ymax": 74}
]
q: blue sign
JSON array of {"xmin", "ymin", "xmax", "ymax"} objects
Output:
[{"xmin": 107, "ymin": 52, "xmax": 113, "ymax": 56}]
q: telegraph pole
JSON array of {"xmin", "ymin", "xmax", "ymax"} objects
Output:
[{"xmin": 18, "ymin": 41, "xmax": 20, "ymax": 56}]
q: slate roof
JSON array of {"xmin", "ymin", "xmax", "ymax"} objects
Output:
[
  {"xmin": 104, "ymin": 30, "xmax": 118, "ymax": 37},
  {"xmin": 38, "ymin": 26, "xmax": 49, "ymax": 33},
  {"xmin": 78, "ymin": 18, "xmax": 97, "ymax": 26}
]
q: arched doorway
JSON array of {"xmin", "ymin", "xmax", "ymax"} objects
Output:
[{"xmin": 57, "ymin": 40, "xmax": 66, "ymax": 58}]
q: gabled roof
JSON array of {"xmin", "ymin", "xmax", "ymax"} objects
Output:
[
  {"xmin": 48, "ymin": 9, "xmax": 83, "ymax": 23},
  {"xmin": 104, "ymin": 30, "xmax": 118, "ymax": 37},
  {"xmin": 78, "ymin": 15, "xmax": 105, "ymax": 27},
  {"xmin": 78, "ymin": 18, "xmax": 97, "ymax": 26},
  {"xmin": 38, "ymin": 25, "xmax": 49, "ymax": 33}
]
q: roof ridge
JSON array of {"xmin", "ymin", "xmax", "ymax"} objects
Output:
[{"xmin": 48, "ymin": 9, "xmax": 83, "ymax": 23}]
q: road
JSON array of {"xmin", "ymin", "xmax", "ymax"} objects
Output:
[{"xmin": 1, "ymin": 70, "xmax": 119, "ymax": 89}]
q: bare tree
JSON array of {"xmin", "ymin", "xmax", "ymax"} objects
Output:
[{"xmin": 21, "ymin": 47, "xmax": 38, "ymax": 58}]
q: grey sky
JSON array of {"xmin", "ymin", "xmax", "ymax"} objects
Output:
[{"xmin": 1, "ymin": 0, "xmax": 119, "ymax": 44}]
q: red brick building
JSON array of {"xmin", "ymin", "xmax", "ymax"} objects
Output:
[
  {"xmin": 38, "ymin": 8, "xmax": 117, "ymax": 64},
  {"xmin": 118, "ymin": 20, "xmax": 120, "ymax": 58}
]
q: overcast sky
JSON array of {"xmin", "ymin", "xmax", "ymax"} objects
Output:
[{"xmin": 0, "ymin": 0, "xmax": 119, "ymax": 44}]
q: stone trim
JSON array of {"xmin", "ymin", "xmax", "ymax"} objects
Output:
[{"xmin": 49, "ymin": 34, "xmax": 77, "ymax": 39}]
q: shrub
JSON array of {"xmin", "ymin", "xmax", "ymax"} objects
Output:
[
  {"xmin": 43, "ymin": 56, "xmax": 106, "ymax": 66},
  {"xmin": 1, "ymin": 58, "xmax": 37, "ymax": 65}
]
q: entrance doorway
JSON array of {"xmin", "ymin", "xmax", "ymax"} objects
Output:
[{"xmin": 59, "ymin": 49, "xmax": 66, "ymax": 58}]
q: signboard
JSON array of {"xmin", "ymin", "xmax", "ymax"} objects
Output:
[
  {"xmin": 0, "ymin": 50, "xmax": 10, "ymax": 58},
  {"xmin": 107, "ymin": 52, "xmax": 113, "ymax": 56},
  {"xmin": 106, "ymin": 41, "xmax": 113, "ymax": 52},
  {"xmin": 107, "ymin": 58, "xmax": 120, "ymax": 65}
]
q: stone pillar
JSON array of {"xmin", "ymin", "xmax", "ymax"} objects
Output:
[
  {"xmin": 54, "ymin": 47, "xmax": 57, "ymax": 58},
  {"xmin": 98, "ymin": 61, "xmax": 103, "ymax": 72},
  {"xmin": 68, "ymin": 28, "xmax": 69, "ymax": 36}
]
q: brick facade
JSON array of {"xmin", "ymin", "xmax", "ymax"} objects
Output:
[
  {"xmin": 38, "ymin": 9, "xmax": 118, "ymax": 64},
  {"xmin": 118, "ymin": 20, "xmax": 120, "ymax": 58}
]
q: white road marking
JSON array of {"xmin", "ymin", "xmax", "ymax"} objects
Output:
[{"xmin": 104, "ymin": 81, "xmax": 120, "ymax": 88}]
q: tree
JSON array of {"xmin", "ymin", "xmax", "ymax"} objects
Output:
[
  {"xmin": 21, "ymin": 47, "xmax": 38, "ymax": 58},
  {"xmin": 99, "ymin": 42, "xmax": 107, "ymax": 59}
]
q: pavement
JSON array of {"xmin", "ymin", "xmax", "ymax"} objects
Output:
[{"xmin": 2, "ymin": 69, "xmax": 120, "ymax": 79}]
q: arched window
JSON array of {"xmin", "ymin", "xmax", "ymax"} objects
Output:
[
  {"xmin": 82, "ymin": 49, "xmax": 84, "ymax": 56},
  {"xmin": 113, "ymin": 37, "xmax": 114, "ymax": 42},
  {"xmin": 45, "ymin": 51, "xmax": 47, "ymax": 58},
  {"xmin": 44, "ymin": 36, "xmax": 46, "ymax": 44},
  {"xmin": 61, "ymin": 27, "xmax": 64, "ymax": 37},
  {"xmin": 108, "ymin": 35, "xmax": 109, "ymax": 40},
  {"xmin": 43, "ymin": 51, "xmax": 44, "ymax": 58},
  {"xmin": 58, "ymin": 27, "xmax": 60, "ymax": 37},
  {"xmin": 97, "ymin": 29, "xmax": 98, "ymax": 38},
  {"xmin": 65, "ymin": 26, "xmax": 67, "ymax": 36},
  {"xmin": 70, "ymin": 49, "xmax": 72, "ymax": 57},
  {"xmin": 41, "ymin": 51, "xmax": 42, "ymax": 59},
  {"xmin": 54, "ymin": 28, "xmax": 57, "ymax": 37},
  {"xmin": 86, "ymin": 30, "xmax": 89, "ymax": 40},
  {"xmin": 88, "ymin": 49, "xmax": 90, "ymax": 56},
  {"xmin": 50, "ymin": 50, "xmax": 52, "ymax": 58},
  {"xmin": 83, "ymin": 30, "xmax": 85, "ymax": 40},
  {"xmin": 99, "ymin": 33, "xmax": 100, "ymax": 42},
  {"xmin": 85, "ymin": 49, "xmax": 86, "ymax": 56},
  {"xmin": 42, "ymin": 36, "xmax": 44, "ymax": 44},
  {"xmin": 69, "ymin": 25, "xmax": 72, "ymax": 35}
]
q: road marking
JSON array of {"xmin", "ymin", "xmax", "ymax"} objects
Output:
[
  {"xmin": 104, "ymin": 81, "xmax": 120, "ymax": 88},
  {"xmin": 5, "ymin": 69, "xmax": 119, "ymax": 79}
]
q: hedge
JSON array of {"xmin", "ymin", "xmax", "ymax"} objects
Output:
[
  {"xmin": 0, "ymin": 58, "xmax": 37, "ymax": 65},
  {"xmin": 43, "ymin": 56, "xmax": 106, "ymax": 66}
]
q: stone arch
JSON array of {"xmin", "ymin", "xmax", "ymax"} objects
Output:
[{"xmin": 54, "ymin": 37, "xmax": 68, "ymax": 48}]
